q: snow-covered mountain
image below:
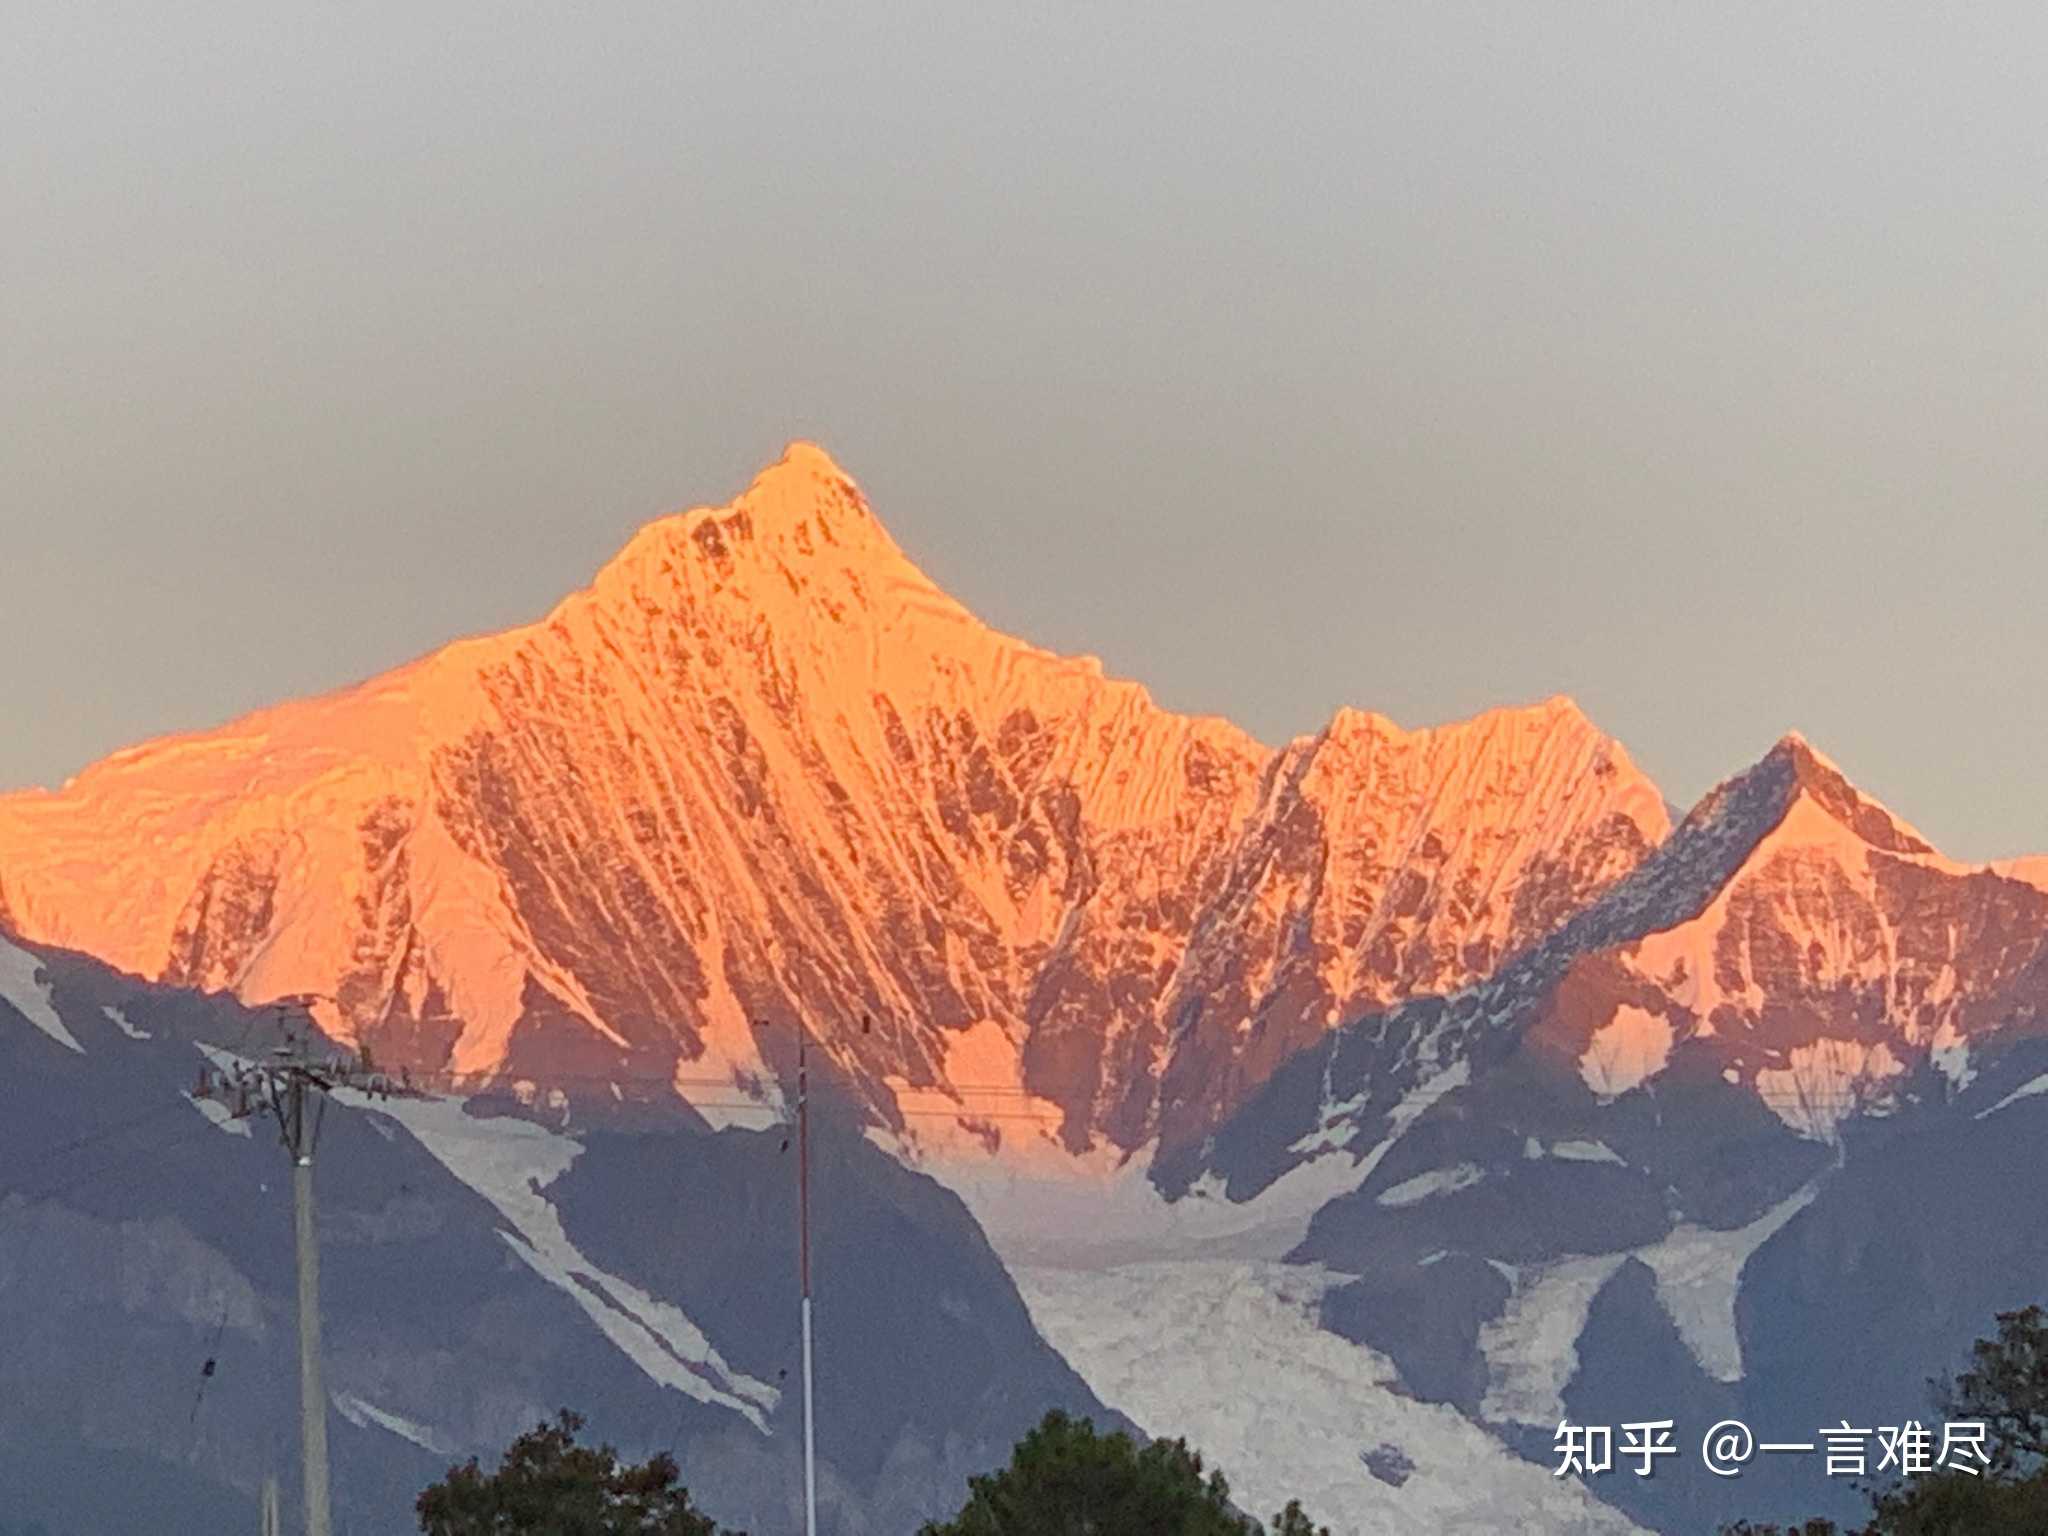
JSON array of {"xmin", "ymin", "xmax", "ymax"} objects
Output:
[
  {"xmin": 1177, "ymin": 732, "xmax": 2048, "ymax": 1531},
  {"xmin": 8, "ymin": 446, "xmax": 2048, "ymax": 1534},
  {"xmin": 0, "ymin": 444, "xmax": 1665, "ymax": 1165}
]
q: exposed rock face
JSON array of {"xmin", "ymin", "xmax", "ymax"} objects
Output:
[{"xmin": 0, "ymin": 444, "xmax": 1667, "ymax": 1156}]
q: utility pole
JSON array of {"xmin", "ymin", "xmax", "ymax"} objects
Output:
[
  {"xmin": 798, "ymin": 1016, "xmax": 817, "ymax": 1536},
  {"xmin": 753, "ymin": 1014, "xmax": 820, "ymax": 1536},
  {"xmin": 282, "ymin": 1052, "xmax": 332, "ymax": 1536},
  {"xmin": 199, "ymin": 1001, "xmax": 390, "ymax": 1536}
]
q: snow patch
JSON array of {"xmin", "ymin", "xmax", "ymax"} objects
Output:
[
  {"xmin": 1636, "ymin": 1182, "xmax": 1819, "ymax": 1381},
  {"xmin": 0, "ymin": 937, "xmax": 82, "ymax": 1053},
  {"xmin": 363, "ymin": 1093, "xmax": 777, "ymax": 1429},
  {"xmin": 1377, "ymin": 1163, "xmax": 1485, "ymax": 1207},
  {"xmin": 1479, "ymin": 1255, "xmax": 1629, "ymax": 1426},
  {"xmin": 103, "ymin": 1005, "xmax": 151, "ymax": 1040},
  {"xmin": 1978, "ymin": 1071, "xmax": 2048, "ymax": 1121},
  {"xmin": 333, "ymin": 1392, "xmax": 452, "ymax": 1455},
  {"xmin": 1289, "ymin": 1112, "xmax": 1366, "ymax": 1156},
  {"xmin": 1756, "ymin": 1039, "xmax": 1905, "ymax": 1142},
  {"xmin": 1929, "ymin": 1019, "xmax": 1974, "ymax": 1091},
  {"xmin": 1579, "ymin": 1005, "xmax": 1671, "ymax": 1098},
  {"xmin": 1478, "ymin": 1182, "xmax": 1820, "ymax": 1406},
  {"xmin": 182, "ymin": 1092, "xmax": 253, "ymax": 1138},
  {"xmin": 1551, "ymin": 1140, "xmax": 1625, "ymax": 1165}
]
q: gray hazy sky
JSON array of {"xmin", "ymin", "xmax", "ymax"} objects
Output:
[{"xmin": 4, "ymin": 5, "xmax": 2044, "ymax": 859}]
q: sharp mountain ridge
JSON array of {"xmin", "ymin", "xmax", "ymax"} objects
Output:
[{"xmin": 0, "ymin": 444, "xmax": 1667, "ymax": 1160}]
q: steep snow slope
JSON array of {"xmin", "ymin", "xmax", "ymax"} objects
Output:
[{"xmin": 0, "ymin": 444, "xmax": 1666, "ymax": 1157}]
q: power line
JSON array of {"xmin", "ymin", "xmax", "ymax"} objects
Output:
[
  {"xmin": 351, "ymin": 1060, "xmax": 1083, "ymax": 1133},
  {"xmin": 3, "ymin": 1096, "xmax": 197, "ymax": 1189},
  {"xmin": 385, "ymin": 1064, "xmax": 1063, "ymax": 1096},
  {"xmin": 670, "ymin": 1101, "xmax": 1070, "ymax": 1125},
  {"xmin": 0, "ymin": 1112, "xmax": 233, "ymax": 1227}
]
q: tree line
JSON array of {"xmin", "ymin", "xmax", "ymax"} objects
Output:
[
  {"xmin": 413, "ymin": 1304, "xmax": 2048, "ymax": 1535},
  {"xmin": 416, "ymin": 1406, "xmax": 1327, "ymax": 1536}
]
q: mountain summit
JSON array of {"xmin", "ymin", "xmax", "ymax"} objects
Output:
[
  {"xmin": 1190, "ymin": 725, "xmax": 2048, "ymax": 1209},
  {"xmin": 0, "ymin": 446, "xmax": 1668, "ymax": 1156}
]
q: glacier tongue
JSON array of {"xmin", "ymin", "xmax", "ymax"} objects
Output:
[{"xmin": 1014, "ymin": 1260, "xmax": 1646, "ymax": 1536}]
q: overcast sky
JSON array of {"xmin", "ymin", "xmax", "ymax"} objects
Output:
[{"xmin": 4, "ymin": 4, "xmax": 2044, "ymax": 858}]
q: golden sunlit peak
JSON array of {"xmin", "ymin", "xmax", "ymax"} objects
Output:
[
  {"xmin": 1747, "ymin": 729, "xmax": 1941, "ymax": 859},
  {"xmin": 576, "ymin": 441, "xmax": 895, "ymax": 609},
  {"xmin": 1768, "ymin": 729, "xmax": 1852, "ymax": 784},
  {"xmin": 732, "ymin": 439, "xmax": 872, "ymax": 519},
  {"xmin": 772, "ymin": 438, "xmax": 855, "ymax": 477},
  {"xmin": 1319, "ymin": 704, "xmax": 1402, "ymax": 741},
  {"xmin": 1763, "ymin": 727, "xmax": 1853, "ymax": 783}
]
